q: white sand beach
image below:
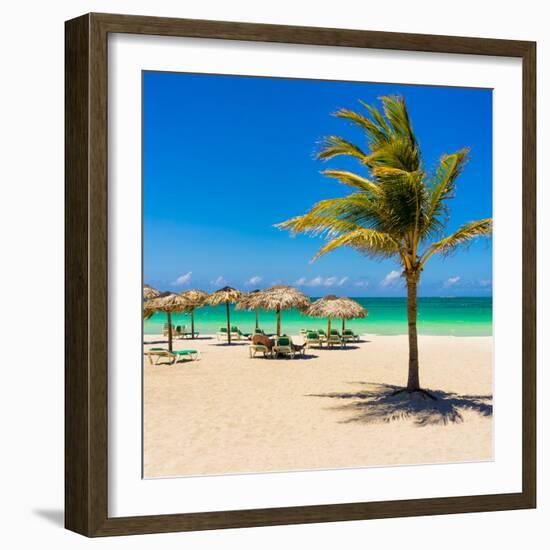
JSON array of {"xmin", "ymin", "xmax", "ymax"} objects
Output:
[{"xmin": 143, "ymin": 333, "xmax": 493, "ymax": 478}]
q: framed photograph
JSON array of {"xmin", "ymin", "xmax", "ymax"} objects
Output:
[{"xmin": 65, "ymin": 13, "xmax": 536, "ymax": 537}]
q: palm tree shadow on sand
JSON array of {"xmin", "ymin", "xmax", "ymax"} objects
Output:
[{"xmin": 309, "ymin": 382, "xmax": 492, "ymax": 426}]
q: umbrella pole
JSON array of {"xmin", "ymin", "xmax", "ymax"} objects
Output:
[
  {"xmin": 255, "ymin": 307, "xmax": 259, "ymax": 330},
  {"xmin": 167, "ymin": 311, "xmax": 173, "ymax": 352},
  {"xmin": 328, "ymin": 318, "xmax": 331, "ymax": 338},
  {"xmin": 226, "ymin": 302, "xmax": 231, "ymax": 345},
  {"xmin": 191, "ymin": 308, "xmax": 195, "ymax": 339},
  {"xmin": 342, "ymin": 318, "xmax": 346, "ymax": 348},
  {"xmin": 277, "ymin": 307, "xmax": 281, "ymax": 337}
]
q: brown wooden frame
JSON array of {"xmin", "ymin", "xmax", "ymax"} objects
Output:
[{"xmin": 65, "ymin": 12, "xmax": 536, "ymax": 537}]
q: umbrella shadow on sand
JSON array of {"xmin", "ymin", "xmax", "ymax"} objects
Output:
[{"xmin": 309, "ymin": 382, "xmax": 492, "ymax": 426}]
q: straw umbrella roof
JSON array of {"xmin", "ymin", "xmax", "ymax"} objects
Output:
[
  {"xmin": 143, "ymin": 284, "xmax": 161, "ymax": 300},
  {"xmin": 205, "ymin": 286, "xmax": 243, "ymax": 305},
  {"xmin": 306, "ymin": 295, "xmax": 367, "ymax": 319},
  {"xmin": 235, "ymin": 289, "xmax": 260, "ymax": 311},
  {"xmin": 143, "ymin": 293, "xmax": 190, "ymax": 318},
  {"xmin": 178, "ymin": 289, "xmax": 209, "ymax": 309},
  {"xmin": 249, "ymin": 285, "xmax": 310, "ymax": 311}
]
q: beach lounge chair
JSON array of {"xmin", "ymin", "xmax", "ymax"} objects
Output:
[
  {"xmin": 317, "ymin": 329, "xmax": 328, "ymax": 342},
  {"xmin": 273, "ymin": 336, "xmax": 295, "ymax": 358},
  {"xmin": 248, "ymin": 342, "xmax": 272, "ymax": 358},
  {"xmin": 173, "ymin": 325, "xmax": 185, "ymax": 339},
  {"xmin": 181, "ymin": 327, "xmax": 199, "ymax": 338},
  {"xmin": 144, "ymin": 347, "xmax": 200, "ymax": 365},
  {"xmin": 230, "ymin": 326, "xmax": 243, "ymax": 340},
  {"xmin": 162, "ymin": 323, "xmax": 176, "ymax": 337},
  {"xmin": 216, "ymin": 327, "xmax": 229, "ymax": 341},
  {"xmin": 254, "ymin": 328, "xmax": 266, "ymax": 335},
  {"xmin": 327, "ymin": 330, "xmax": 343, "ymax": 349},
  {"xmin": 231, "ymin": 326, "xmax": 250, "ymax": 340},
  {"xmin": 342, "ymin": 328, "xmax": 359, "ymax": 342},
  {"xmin": 304, "ymin": 330, "xmax": 322, "ymax": 349}
]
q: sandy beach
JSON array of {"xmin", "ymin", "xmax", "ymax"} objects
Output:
[{"xmin": 143, "ymin": 333, "xmax": 493, "ymax": 478}]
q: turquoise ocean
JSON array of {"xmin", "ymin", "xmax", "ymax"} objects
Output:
[{"xmin": 143, "ymin": 297, "xmax": 492, "ymax": 337}]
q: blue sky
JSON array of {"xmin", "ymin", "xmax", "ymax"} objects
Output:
[{"xmin": 143, "ymin": 71, "xmax": 492, "ymax": 297}]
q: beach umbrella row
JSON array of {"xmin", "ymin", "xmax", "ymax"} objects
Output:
[{"xmin": 143, "ymin": 284, "xmax": 367, "ymax": 348}]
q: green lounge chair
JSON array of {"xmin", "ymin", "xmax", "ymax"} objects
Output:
[
  {"xmin": 181, "ymin": 327, "xmax": 200, "ymax": 339},
  {"xmin": 230, "ymin": 325, "xmax": 243, "ymax": 340},
  {"xmin": 162, "ymin": 323, "xmax": 176, "ymax": 337},
  {"xmin": 273, "ymin": 336, "xmax": 295, "ymax": 358},
  {"xmin": 144, "ymin": 347, "xmax": 200, "ymax": 364},
  {"xmin": 327, "ymin": 329, "xmax": 343, "ymax": 348},
  {"xmin": 304, "ymin": 330, "xmax": 322, "ymax": 348},
  {"xmin": 342, "ymin": 328, "xmax": 359, "ymax": 342},
  {"xmin": 248, "ymin": 342, "xmax": 272, "ymax": 358},
  {"xmin": 174, "ymin": 325, "xmax": 186, "ymax": 339},
  {"xmin": 216, "ymin": 327, "xmax": 229, "ymax": 341}
]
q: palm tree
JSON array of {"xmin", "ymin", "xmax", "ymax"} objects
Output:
[{"xmin": 277, "ymin": 96, "xmax": 492, "ymax": 398}]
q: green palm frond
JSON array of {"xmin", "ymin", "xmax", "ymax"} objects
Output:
[
  {"xmin": 359, "ymin": 100, "xmax": 391, "ymax": 136},
  {"xmin": 372, "ymin": 167, "xmax": 426, "ymax": 235},
  {"xmin": 423, "ymin": 148, "xmax": 470, "ymax": 237},
  {"xmin": 419, "ymin": 218, "xmax": 492, "ymax": 267},
  {"xmin": 314, "ymin": 228, "xmax": 401, "ymax": 261},
  {"xmin": 368, "ymin": 136, "xmax": 420, "ymax": 173},
  {"xmin": 334, "ymin": 108, "xmax": 389, "ymax": 145},
  {"xmin": 275, "ymin": 213, "xmax": 361, "ymax": 239},
  {"xmin": 321, "ymin": 169, "xmax": 380, "ymax": 195},
  {"xmin": 275, "ymin": 194, "xmax": 386, "ymax": 235},
  {"xmin": 317, "ymin": 136, "xmax": 370, "ymax": 163},
  {"xmin": 380, "ymin": 95, "xmax": 416, "ymax": 146}
]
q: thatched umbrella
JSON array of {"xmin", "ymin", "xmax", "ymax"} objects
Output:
[
  {"xmin": 250, "ymin": 285, "xmax": 310, "ymax": 336},
  {"xmin": 306, "ymin": 295, "xmax": 367, "ymax": 338},
  {"xmin": 205, "ymin": 286, "xmax": 243, "ymax": 344},
  {"xmin": 143, "ymin": 284, "xmax": 161, "ymax": 300},
  {"xmin": 235, "ymin": 289, "xmax": 261, "ymax": 329},
  {"xmin": 178, "ymin": 289, "xmax": 208, "ymax": 339},
  {"xmin": 143, "ymin": 293, "xmax": 189, "ymax": 351}
]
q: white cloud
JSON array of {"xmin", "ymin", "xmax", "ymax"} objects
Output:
[
  {"xmin": 173, "ymin": 271, "xmax": 192, "ymax": 286},
  {"xmin": 444, "ymin": 276, "xmax": 461, "ymax": 288},
  {"xmin": 245, "ymin": 275, "xmax": 262, "ymax": 286},
  {"xmin": 380, "ymin": 270, "xmax": 401, "ymax": 287},
  {"xmin": 355, "ymin": 280, "xmax": 369, "ymax": 288},
  {"xmin": 295, "ymin": 276, "xmax": 350, "ymax": 288},
  {"xmin": 211, "ymin": 275, "xmax": 226, "ymax": 287}
]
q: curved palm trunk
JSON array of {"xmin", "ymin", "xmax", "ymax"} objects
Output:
[
  {"xmin": 276, "ymin": 306, "xmax": 281, "ymax": 336},
  {"xmin": 226, "ymin": 302, "xmax": 231, "ymax": 345},
  {"xmin": 167, "ymin": 311, "xmax": 173, "ymax": 352},
  {"xmin": 406, "ymin": 273, "xmax": 420, "ymax": 391}
]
